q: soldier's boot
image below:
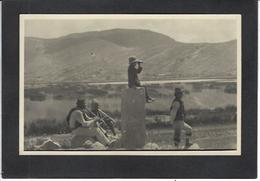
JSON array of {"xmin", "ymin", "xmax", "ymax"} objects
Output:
[
  {"xmin": 174, "ymin": 136, "xmax": 181, "ymax": 149},
  {"xmin": 146, "ymin": 96, "xmax": 155, "ymax": 103},
  {"xmin": 184, "ymin": 132, "xmax": 193, "ymax": 149}
]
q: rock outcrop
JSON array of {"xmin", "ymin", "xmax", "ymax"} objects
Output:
[{"xmin": 34, "ymin": 139, "xmax": 61, "ymax": 150}]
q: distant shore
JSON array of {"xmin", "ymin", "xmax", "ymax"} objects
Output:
[
  {"xmin": 25, "ymin": 78, "xmax": 237, "ymax": 88},
  {"xmin": 88, "ymin": 78, "xmax": 237, "ymax": 85}
]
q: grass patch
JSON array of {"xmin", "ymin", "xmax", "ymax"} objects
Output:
[
  {"xmin": 25, "ymin": 119, "xmax": 70, "ymax": 136},
  {"xmin": 25, "ymin": 105, "xmax": 236, "ymax": 136}
]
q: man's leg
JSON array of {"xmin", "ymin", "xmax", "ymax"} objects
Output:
[
  {"xmin": 137, "ymin": 84, "xmax": 154, "ymax": 103},
  {"xmin": 183, "ymin": 122, "xmax": 192, "ymax": 148},
  {"xmin": 72, "ymin": 127, "xmax": 111, "ymax": 146},
  {"xmin": 143, "ymin": 86, "xmax": 149, "ymax": 99},
  {"xmin": 173, "ymin": 121, "xmax": 182, "ymax": 148},
  {"xmin": 72, "ymin": 127, "xmax": 92, "ymax": 136}
]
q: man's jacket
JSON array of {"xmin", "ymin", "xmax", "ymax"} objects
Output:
[
  {"xmin": 128, "ymin": 64, "xmax": 142, "ymax": 88},
  {"xmin": 170, "ymin": 99, "xmax": 186, "ymax": 121}
]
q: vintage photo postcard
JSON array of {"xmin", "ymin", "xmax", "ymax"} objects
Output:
[{"xmin": 19, "ymin": 14, "xmax": 241, "ymax": 155}]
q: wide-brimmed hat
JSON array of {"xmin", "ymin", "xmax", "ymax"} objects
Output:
[{"xmin": 128, "ymin": 56, "xmax": 143, "ymax": 64}]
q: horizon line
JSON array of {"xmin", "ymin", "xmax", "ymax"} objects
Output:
[{"xmin": 24, "ymin": 28, "xmax": 237, "ymax": 44}]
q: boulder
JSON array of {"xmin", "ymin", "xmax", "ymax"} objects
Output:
[
  {"xmin": 35, "ymin": 139, "xmax": 61, "ymax": 150},
  {"xmin": 24, "ymin": 137, "xmax": 50, "ymax": 150},
  {"xmin": 35, "ymin": 137, "xmax": 50, "ymax": 145},
  {"xmin": 82, "ymin": 140, "xmax": 94, "ymax": 148},
  {"xmin": 50, "ymin": 133, "xmax": 74, "ymax": 148},
  {"xmin": 71, "ymin": 135, "xmax": 95, "ymax": 148},
  {"xmin": 143, "ymin": 142, "xmax": 160, "ymax": 150},
  {"xmin": 91, "ymin": 142, "xmax": 106, "ymax": 150}
]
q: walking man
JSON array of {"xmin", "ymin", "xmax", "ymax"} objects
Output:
[
  {"xmin": 170, "ymin": 88, "xmax": 193, "ymax": 149},
  {"xmin": 128, "ymin": 56, "xmax": 155, "ymax": 103},
  {"xmin": 67, "ymin": 98, "xmax": 116, "ymax": 147}
]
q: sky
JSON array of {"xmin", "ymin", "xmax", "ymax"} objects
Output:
[{"xmin": 24, "ymin": 16, "xmax": 239, "ymax": 43}]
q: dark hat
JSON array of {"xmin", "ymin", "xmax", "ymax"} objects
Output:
[
  {"xmin": 128, "ymin": 56, "xmax": 143, "ymax": 64},
  {"xmin": 174, "ymin": 88, "xmax": 184, "ymax": 94},
  {"xmin": 76, "ymin": 98, "xmax": 86, "ymax": 106}
]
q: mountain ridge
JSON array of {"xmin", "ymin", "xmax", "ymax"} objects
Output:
[{"xmin": 24, "ymin": 29, "xmax": 237, "ymax": 84}]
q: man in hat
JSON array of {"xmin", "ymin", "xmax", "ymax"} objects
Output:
[
  {"xmin": 90, "ymin": 99, "xmax": 116, "ymax": 136},
  {"xmin": 128, "ymin": 56, "xmax": 155, "ymax": 103},
  {"xmin": 67, "ymin": 98, "xmax": 116, "ymax": 147},
  {"xmin": 170, "ymin": 88, "xmax": 193, "ymax": 149}
]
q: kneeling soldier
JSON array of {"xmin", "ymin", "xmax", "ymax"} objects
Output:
[{"xmin": 67, "ymin": 99, "xmax": 116, "ymax": 148}]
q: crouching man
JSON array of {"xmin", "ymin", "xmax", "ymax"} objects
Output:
[
  {"xmin": 170, "ymin": 88, "xmax": 193, "ymax": 149},
  {"xmin": 67, "ymin": 98, "xmax": 116, "ymax": 148}
]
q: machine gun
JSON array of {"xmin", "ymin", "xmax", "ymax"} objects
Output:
[
  {"xmin": 95, "ymin": 109, "xmax": 117, "ymax": 136},
  {"xmin": 97, "ymin": 109, "xmax": 116, "ymax": 124},
  {"xmin": 84, "ymin": 107, "xmax": 117, "ymax": 136}
]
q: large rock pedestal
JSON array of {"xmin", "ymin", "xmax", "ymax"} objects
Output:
[{"xmin": 121, "ymin": 88, "xmax": 146, "ymax": 149}]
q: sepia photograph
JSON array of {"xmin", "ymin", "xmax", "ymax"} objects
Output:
[{"xmin": 19, "ymin": 14, "xmax": 241, "ymax": 155}]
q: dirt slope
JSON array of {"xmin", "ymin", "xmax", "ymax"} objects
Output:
[{"xmin": 25, "ymin": 29, "xmax": 237, "ymax": 83}]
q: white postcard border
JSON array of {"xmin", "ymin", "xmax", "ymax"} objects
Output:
[{"xmin": 19, "ymin": 14, "xmax": 242, "ymax": 156}]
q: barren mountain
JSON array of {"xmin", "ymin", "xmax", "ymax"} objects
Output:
[{"xmin": 24, "ymin": 29, "xmax": 237, "ymax": 83}]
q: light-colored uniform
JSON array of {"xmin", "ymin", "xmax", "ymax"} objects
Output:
[
  {"xmin": 170, "ymin": 101, "xmax": 192, "ymax": 144},
  {"xmin": 69, "ymin": 110, "xmax": 110, "ymax": 146}
]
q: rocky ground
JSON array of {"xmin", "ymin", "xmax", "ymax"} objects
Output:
[
  {"xmin": 24, "ymin": 123, "xmax": 236, "ymax": 151},
  {"xmin": 24, "ymin": 133, "xmax": 164, "ymax": 151}
]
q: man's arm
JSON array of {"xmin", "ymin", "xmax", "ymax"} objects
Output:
[
  {"xmin": 74, "ymin": 111, "xmax": 98, "ymax": 127},
  {"xmin": 170, "ymin": 102, "xmax": 180, "ymax": 122},
  {"xmin": 135, "ymin": 64, "xmax": 143, "ymax": 74}
]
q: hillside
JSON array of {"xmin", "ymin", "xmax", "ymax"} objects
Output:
[{"xmin": 24, "ymin": 29, "xmax": 237, "ymax": 83}]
